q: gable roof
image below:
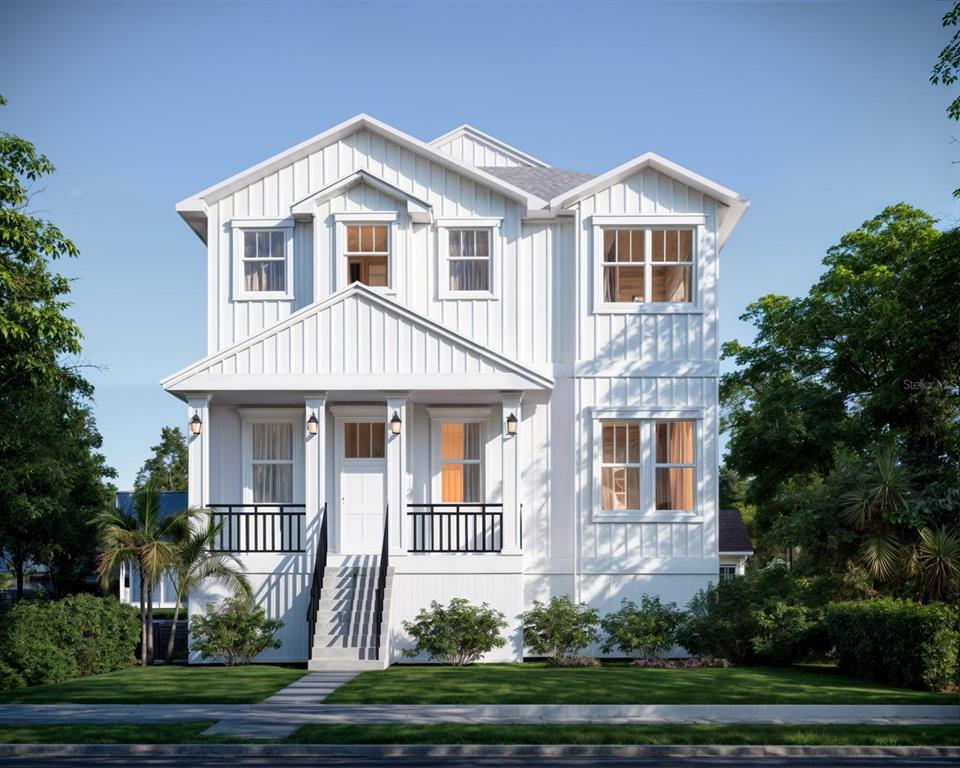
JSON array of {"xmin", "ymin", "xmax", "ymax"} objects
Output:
[
  {"xmin": 549, "ymin": 152, "xmax": 749, "ymax": 248},
  {"xmin": 290, "ymin": 169, "xmax": 433, "ymax": 224},
  {"xmin": 176, "ymin": 114, "xmax": 548, "ymax": 237},
  {"xmin": 719, "ymin": 508, "xmax": 754, "ymax": 554},
  {"xmin": 162, "ymin": 283, "xmax": 554, "ymax": 394},
  {"xmin": 482, "ymin": 166, "xmax": 595, "ymax": 201},
  {"xmin": 429, "ymin": 124, "xmax": 550, "ymax": 169}
]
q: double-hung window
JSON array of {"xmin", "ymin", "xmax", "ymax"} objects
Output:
[
  {"xmin": 345, "ymin": 224, "xmax": 389, "ymax": 287},
  {"xmin": 594, "ymin": 414, "xmax": 699, "ymax": 520},
  {"xmin": 439, "ymin": 422, "xmax": 484, "ymax": 503},
  {"xmin": 251, "ymin": 422, "xmax": 294, "ymax": 503},
  {"xmin": 233, "ymin": 220, "xmax": 294, "ymax": 300},
  {"xmin": 448, "ymin": 229, "xmax": 491, "ymax": 292},
  {"xmin": 602, "ymin": 227, "xmax": 694, "ymax": 304}
]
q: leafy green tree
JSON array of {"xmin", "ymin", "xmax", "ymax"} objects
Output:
[
  {"xmin": 164, "ymin": 516, "xmax": 251, "ymax": 663},
  {"xmin": 401, "ymin": 598, "xmax": 507, "ymax": 665},
  {"xmin": 722, "ymin": 205, "xmax": 960, "ymax": 575},
  {"xmin": 94, "ymin": 484, "xmax": 190, "ymax": 665},
  {"xmin": 931, "ymin": 2, "xmax": 960, "ymax": 197},
  {"xmin": 135, "ymin": 426, "xmax": 188, "ymax": 491},
  {"xmin": 522, "ymin": 595, "xmax": 600, "ymax": 665},
  {"xmin": 0, "ymin": 96, "xmax": 114, "ymax": 597}
]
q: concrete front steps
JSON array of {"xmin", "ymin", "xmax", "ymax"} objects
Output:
[{"xmin": 308, "ymin": 563, "xmax": 393, "ymax": 671}]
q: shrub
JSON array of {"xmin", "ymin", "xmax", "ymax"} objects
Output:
[
  {"xmin": 522, "ymin": 596, "xmax": 599, "ymax": 665},
  {"xmin": 189, "ymin": 598, "xmax": 283, "ymax": 665},
  {"xmin": 601, "ymin": 596, "xmax": 682, "ymax": 660},
  {"xmin": 0, "ymin": 595, "xmax": 139, "ymax": 688},
  {"xmin": 824, "ymin": 599, "xmax": 958, "ymax": 691},
  {"xmin": 677, "ymin": 562, "xmax": 831, "ymax": 665},
  {"xmin": 402, "ymin": 598, "xmax": 507, "ymax": 665}
]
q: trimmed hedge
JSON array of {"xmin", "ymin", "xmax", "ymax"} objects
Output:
[
  {"xmin": 0, "ymin": 595, "xmax": 140, "ymax": 689},
  {"xmin": 824, "ymin": 599, "xmax": 959, "ymax": 691}
]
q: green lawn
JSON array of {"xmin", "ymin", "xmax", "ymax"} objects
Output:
[
  {"xmin": 325, "ymin": 663, "xmax": 959, "ymax": 705},
  {"xmin": 0, "ymin": 665, "xmax": 306, "ymax": 704},
  {"xmin": 0, "ymin": 723, "xmax": 958, "ymax": 746}
]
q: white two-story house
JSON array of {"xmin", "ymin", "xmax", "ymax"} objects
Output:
[{"xmin": 162, "ymin": 115, "xmax": 748, "ymax": 669}]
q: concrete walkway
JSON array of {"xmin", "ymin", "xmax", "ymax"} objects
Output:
[{"xmin": 0, "ymin": 702, "xmax": 956, "ymax": 728}]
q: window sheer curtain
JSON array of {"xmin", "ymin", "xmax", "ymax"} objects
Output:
[
  {"xmin": 655, "ymin": 421, "xmax": 694, "ymax": 510},
  {"xmin": 252, "ymin": 423, "xmax": 294, "ymax": 503},
  {"xmin": 440, "ymin": 422, "xmax": 483, "ymax": 503}
]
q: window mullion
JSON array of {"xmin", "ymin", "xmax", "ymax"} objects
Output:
[{"xmin": 644, "ymin": 229, "xmax": 652, "ymax": 303}]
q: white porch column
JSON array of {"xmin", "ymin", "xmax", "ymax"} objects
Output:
[
  {"xmin": 500, "ymin": 392, "xmax": 523, "ymax": 555},
  {"xmin": 385, "ymin": 393, "xmax": 409, "ymax": 557},
  {"xmin": 186, "ymin": 395, "xmax": 211, "ymax": 508},
  {"xmin": 304, "ymin": 393, "xmax": 327, "ymax": 551}
]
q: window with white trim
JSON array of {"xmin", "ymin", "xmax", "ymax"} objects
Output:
[
  {"xmin": 447, "ymin": 229, "xmax": 491, "ymax": 292},
  {"xmin": 601, "ymin": 228, "xmax": 694, "ymax": 304},
  {"xmin": 233, "ymin": 221, "xmax": 294, "ymax": 300},
  {"xmin": 719, "ymin": 565, "xmax": 737, "ymax": 582},
  {"xmin": 439, "ymin": 422, "xmax": 484, "ymax": 503},
  {"xmin": 345, "ymin": 224, "xmax": 389, "ymax": 287},
  {"xmin": 251, "ymin": 422, "xmax": 294, "ymax": 503},
  {"xmin": 593, "ymin": 414, "xmax": 699, "ymax": 520}
]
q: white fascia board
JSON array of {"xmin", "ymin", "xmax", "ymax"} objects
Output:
[
  {"xmin": 549, "ymin": 152, "xmax": 749, "ymax": 248},
  {"xmin": 160, "ymin": 283, "xmax": 554, "ymax": 392},
  {"xmin": 290, "ymin": 169, "xmax": 433, "ymax": 223},
  {"xmin": 428, "ymin": 123, "xmax": 551, "ymax": 169},
  {"xmin": 175, "ymin": 114, "xmax": 548, "ymax": 222}
]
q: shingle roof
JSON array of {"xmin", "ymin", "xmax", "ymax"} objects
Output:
[
  {"xmin": 719, "ymin": 508, "xmax": 754, "ymax": 554},
  {"xmin": 480, "ymin": 166, "xmax": 594, "ymax": 202}
]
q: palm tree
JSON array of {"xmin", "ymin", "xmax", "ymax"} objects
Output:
[
  {"xmin": 164, "ymin": 514, "xmax": 251, "ymax": 663},
  {"xmin": 95, "ymin": 483, "xmax": 190, "ymax": 665},
  {"xmin": 916, "ymin": 526, "xmax": 960, "ymax": 601}
]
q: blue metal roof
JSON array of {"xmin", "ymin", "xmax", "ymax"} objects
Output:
[{"xmin": 115, "ymin": 490, "xmax": 189, "ymax": 517}]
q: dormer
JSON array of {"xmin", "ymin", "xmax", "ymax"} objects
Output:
[{"xmin": 429, "ymin": 124, "xmax": 548, "ymax": 169}]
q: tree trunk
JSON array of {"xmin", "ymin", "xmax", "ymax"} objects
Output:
[
  {"xmin": 145, "ymin": 580, "xmax": 154, "ymax": 664},
  {"xmin": 165, "ymin": 591, "xmax": 183, "ymax": 665},
  {"xmin": 139, "ymin": 571, "xmax": 147, "ymax": 666}
]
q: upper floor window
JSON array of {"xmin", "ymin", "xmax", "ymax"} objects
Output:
[
  {"xmin": 232, "ymin": 220, "xmax": 294, "ymax": 301},
  {"xmin": 345, "ymin": 224, "xmax": 389, "ymax": 287},
  {"xmin": 448, "ymin": 229, "xmax": 491, "ymax": 292},
  {"xmin": 437, "ymin": 217, "xmax": 501, "ymax": 300},
  {"xmin": 602, "ymin": 228, "xmax": 693, "ymax": 304}
]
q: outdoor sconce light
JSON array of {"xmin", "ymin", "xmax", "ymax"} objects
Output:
[
  {"xmin": 506, "ymin": 412, "xmax": 518, "ymax": 436},
  {"xmin": 189, "ymin": 414, "xmax": 202, "ymax": 436},
  {"xmin": 306, "ymin": 414, "xmax": 319, "ymax": 435},
  {"xmin": 390, "ymin": 411, "xmax": 402, "ymax": 435}
]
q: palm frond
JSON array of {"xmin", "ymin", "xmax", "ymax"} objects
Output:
[
  {"xmin": 859, "ymin": 530, "xmax": 903, "ymax": 582},
  {"xmin": 917, "ymin": 526, "xmax": 960, "ymax": 601}
]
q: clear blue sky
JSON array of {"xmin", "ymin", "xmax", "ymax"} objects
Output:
[{"xmin": 2, "ymin": 1, "xmax": 957, "ymax": 488}]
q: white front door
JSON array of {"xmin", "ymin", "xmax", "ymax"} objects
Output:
[{"xmin": 338, "ymin": 420, "xmax": 387, "ymax": 554}]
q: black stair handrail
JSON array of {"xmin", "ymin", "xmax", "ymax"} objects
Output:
[
  {"xmin": 374, "ymin": 507, "xmax": 389, "ymax": 661},
  {"xmin": 305, "ymin": 503, "xmax": 328, "ymax": 661}
]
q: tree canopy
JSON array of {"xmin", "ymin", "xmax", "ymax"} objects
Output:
[
  {"xmin": 135, "ymin": 426, "xmax": 188, "ymax": 492},
  {"xmin": 721, "ymin": 203, "xmax": 960, "ymax": 597}
]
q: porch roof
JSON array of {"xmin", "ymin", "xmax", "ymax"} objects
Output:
[{"xmin": 162, "ymin": 284, "xmax": 554, "ymax": 397}]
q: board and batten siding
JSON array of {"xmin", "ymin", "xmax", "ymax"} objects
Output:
[
  {"xmin": 432, "ymin": 131, "xmax": 538, "ymax": 168},
  {"xmin": 206, "ymin": 128, "xmax": 564, "ymax": 368}
]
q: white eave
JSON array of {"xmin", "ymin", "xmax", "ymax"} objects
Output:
[
  {"xmin": 290, "ymin": 169, "xmax": 433, "ymax": 224},
  {"xmin": 549, "ymin": 152, "xmax": 750, "ymax": 249},
  {"xmin": 176, "ymin": 114, "xmax": 548, "ymax": 243},
  {"xmin": 428, "ymin": 124, "xmax": 551, "ymax": 169}
]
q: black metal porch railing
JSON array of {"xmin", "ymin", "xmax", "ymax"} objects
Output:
[
  {"xmin": 374, "ymin": 507, "xmax": 389, "ymax": 659},
  {"xmin": 208, "ymin": 504, "xmax": 306, "ymax": 553},
  {"xmin": 406, "ymin": 503, "xmax": 504, "ymax": 553},
  {"xmin": 306, "ymin": 504, "xmax": 328, "ymax": 661}
]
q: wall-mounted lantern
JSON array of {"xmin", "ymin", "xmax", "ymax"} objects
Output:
[
  {"xmin": 306, "ymin": 414, "xmax": 319, "ymax": 435},
  {"xmin": 390, "ymin": 411, "xmax": 402, "ymax": 435},
  {"xmin": 189, "ymin": 414, "xmax": 203, "ymax": 436},
  {"xmin": 506, "ymin": 412, "xmax": 518, "ymax": 436}
]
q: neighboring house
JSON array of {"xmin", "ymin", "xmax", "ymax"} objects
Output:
[
  {"xmin": 116, "ymin": 491, "xmax": 188, "ymax": 609},
  {"xmin": 162, "ymin": 115, "xmax": 749, "ymax": 668},
  {"xmin": 718, "ymin": 508, "xmax": 754, "ymax": 580}
]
